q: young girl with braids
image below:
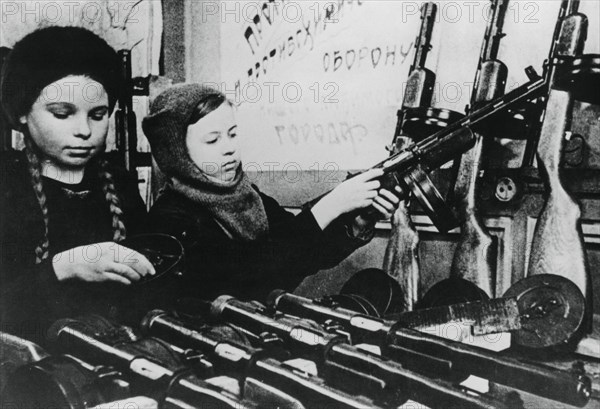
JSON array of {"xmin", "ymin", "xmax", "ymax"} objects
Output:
[
  {"xmin": 0, "ymin": 27, "xmax": 155, "ymax": 343},
  {"xmin": 143, "ymin": 85, "xmax": 402, "ymax": 305}
]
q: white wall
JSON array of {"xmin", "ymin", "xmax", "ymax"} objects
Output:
[{"xmin": 187, "ymin": 0, "xmax": 599, "ymax": 175}]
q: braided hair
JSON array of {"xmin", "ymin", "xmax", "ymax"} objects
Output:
[
  {"xmin": 0, "ymin": 27, "xmax": 126, "ymax": 263},
  {"xmin": 22, "ymin": 139, "xmax": 128, "ymax": 264},
  {"xmin": 97, "ymin": 159, "xmax": 127, "ymax": 243},
  {"xmin": 23, "ymin": 137, "xmax": 50, "ymax": 263}
]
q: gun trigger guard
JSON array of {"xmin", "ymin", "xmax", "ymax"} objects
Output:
[
  {"xmin": 182, "ymin": 350, "xmax": 215, "ymax": 377},
  {"xmin": 323, "ymin": 320, "xmax": 353, "ymax": 343},
  {"xmin": 182, "ymin": 349, "xmax": 205, "ymax": 363},
  {"xmin": 323, "ymin": 319, "xmax": 342, "ymax": 331},
  {"xmin": 90, "ymin": 367, "xmax": 132, "ymax": 402},
  {"xmin": 93, "ymin": 366, "xmax": 124, "ymax": 381}
]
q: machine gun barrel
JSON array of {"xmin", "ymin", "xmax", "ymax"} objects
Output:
[
  {"xmin": 471, "ymin": 0, "xmax": 510, "ymax": 106},
  {"xmin": 268, "ymin": 290, "xmax": 592, "ymax": 407},
  {"xmin": 411, "ymin": 2, "xmax": 436, "ymax": 72},
  {"xmin": 402, "ymin": 2, "xmax": 438, "ymax": 110},
  {"xmin": 48, "ymin": 318, "xmax": 259, "ymax": 409},
  {"xmin": 142, "ymin": 310, "xmax": 382, "ymax": 409},
  {"xmin": 211, "ymin": 296, "xmax": 515, "ymax": 409}
]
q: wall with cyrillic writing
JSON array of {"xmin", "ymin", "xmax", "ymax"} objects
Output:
[{"xmin": 199, "ymin": 0, "xmax": 600, "ymax": 180}]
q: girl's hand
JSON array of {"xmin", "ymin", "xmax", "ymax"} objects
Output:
[
  {"xmin": 52, "ymin": 242, "xmax": 156, "ymax": 285},
  {"xmin": 349, "ymin": 187, "xmax": 403, "ymax": 238},
  {"xmin": 312, "ymin": 169, "xmax": 390, "ymax": 230},
  {"xmin": 370, "ymin": 186, "xmax": 403, "ymax": 220}
]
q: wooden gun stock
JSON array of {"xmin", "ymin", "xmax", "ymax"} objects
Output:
[
  {"xmin": 527, "ymin": 0, "xmax": 592, "ymax": 334},
  {"xmin": 527, "ymin": 89, "xmax": 592, "ymax": 332},
  {"xmin": 383, "ymin": 203, "xmax": 420, "ymax": 311},
  {"xmin": 450, "ymin": 134, "xmax": 497, "ymax": 297},
  {"xmin": 450, "ymin": 0, "xmax": 510, "ymax": 297}
]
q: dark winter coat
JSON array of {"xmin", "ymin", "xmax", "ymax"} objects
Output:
[
  {"xmin": 0, "ymin": 150, "xmax": 147, "ymax": 343},
  {"xmin": 148, "ymin": 187, "xmax": 370, "ymax": 305}
]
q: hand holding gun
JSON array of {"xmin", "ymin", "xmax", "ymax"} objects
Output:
[
  {"xmin": 383, "ymin": 2, "xmax": 438, "ymax": 311},
  {"xmin": 339, "ymin": 0, "xmax": 595, "ymax": 235}
]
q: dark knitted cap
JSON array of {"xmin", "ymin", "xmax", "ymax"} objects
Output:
[
  {"xmin": 1, "ymin": 26, "xmax": 121, "ymax": 130},
  {"xmin": 142, "ymin": 84, "xmax": 228, "ymax": 180}
]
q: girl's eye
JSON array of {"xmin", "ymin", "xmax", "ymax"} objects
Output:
[
  {"xmin": 51, "ymin": 111, "xmax": 71, "ymax": 119},
  {"xmin": 230, "ymin": 132, "xmax": 237, "ymax": 138},
  {"xmin": 204, "ymin": 134, "xmax": 219, "ymax": 144},
  {"xmin": 90, "ymin": 108, "xmax": 108, "ymax": 121},
  {"xmin": 90, "ymin": 112, "xmax": 107, "ymax": 121},
  {"xmin": 47, "ymin": 104, "xmax": 74, "ymax": 119}
]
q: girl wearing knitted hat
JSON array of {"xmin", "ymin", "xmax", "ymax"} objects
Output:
[
  {"xmin": 0, "ymin": 27, "xmax": 155, "ymax": 342},
  {"xmin": 143, "ymin": 84, "xmax": 402, "ymax": 304}
]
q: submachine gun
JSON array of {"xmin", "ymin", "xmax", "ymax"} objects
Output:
[
  {"xmin": 267, "ymin": 289, "xmax": 592, "ymax": 407},
  {"xmin": 2, "ymin": 353, "xmax": 136, "ymax": 408},
  {"xmin": 355, "ymin": 0, "xmax": 597, "ymax": 239},
  {"xmin": 0, "ymin": 331, "xmax": 155, "ymax": 408},
  {"xmin": 416, "ymin": 0, "xmax": 514, "ymax": 308},
  {"xmin": 209, "ymin": 296, "xmax": 516, "ymax": 409},
  {"xmin": 141, "ymin": 310, "xmax": 382, "ymax": 408},
  {"xmin": 383, "ymin": 2, "xmax": 440, "ymax": 310},
  {"xmin": 518, "ymin": 0, "xmax": 598, "ymax": 336},
  {"xmin": 47, "ymin": 317, "xmax": 261, "ymax": 408},
  {"xmin": 447, "ymin": 0, "xmax": 511, "ymax": 299},
  {"xmin": 385, "ymin": 2, "xmax": 464, "ymax": 233}
]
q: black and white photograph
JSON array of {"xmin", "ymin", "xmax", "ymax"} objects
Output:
[{"xmin": 0, "ymin": 0, "xmax": 599, "ymax": 407}]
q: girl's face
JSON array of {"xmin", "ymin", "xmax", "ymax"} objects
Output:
[
  {"xmin": 20, "ymin": 75, "xmax": 110, "ymax": 172},
  {"xmin": 186, "ymin": 102, "xmax": 241, "ymax": 184}
]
